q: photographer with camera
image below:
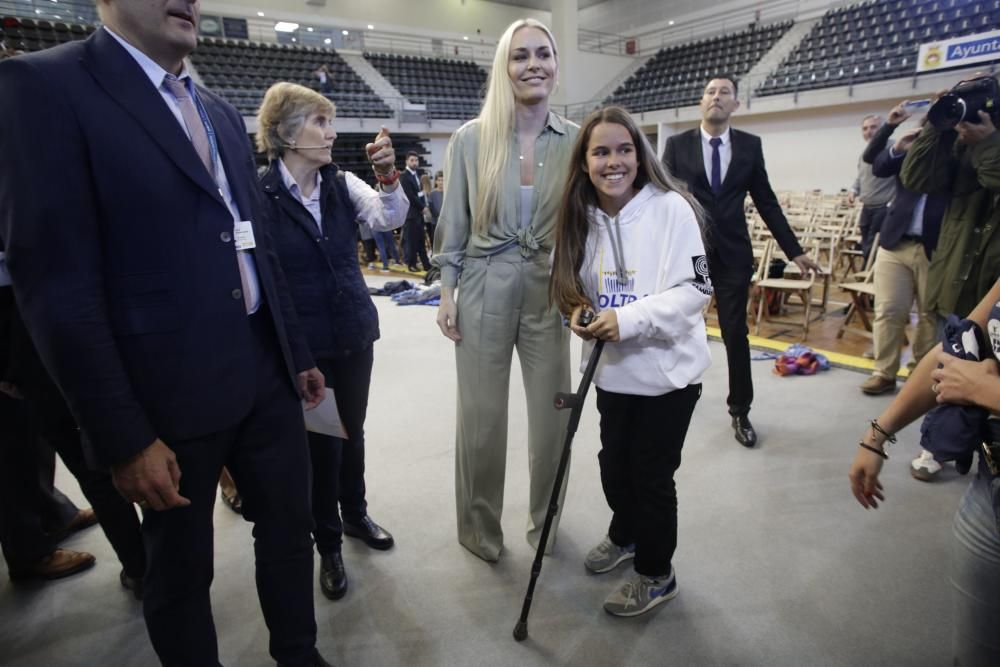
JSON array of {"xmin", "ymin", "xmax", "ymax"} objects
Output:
[
  {"xmin": 900, "ymin": 74, "xmax": 1000, "ymax": 325},
  {"xmin": 857, "ymin": 102, "xmax": 945, "ymax": 401}
]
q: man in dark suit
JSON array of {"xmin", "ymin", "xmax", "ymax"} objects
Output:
[
  {"xmin": 400, "ymin": 151, "xmax": 431, "ymax": 272},
  {"xmin": 0, "ymin": 2, "xmax": 329, "ymax": 665},
  {"xmin": 663, "ymin": 75, "xmax": 819, "ymax": 448}
]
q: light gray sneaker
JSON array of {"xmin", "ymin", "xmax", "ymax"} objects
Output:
[
  {"xmin": 584, "ymin": 535, "xmax": 635, "ymax": 574},
  {"xmin": 603, "ymin": 571, "xmax": 678, "ymax": 617}
]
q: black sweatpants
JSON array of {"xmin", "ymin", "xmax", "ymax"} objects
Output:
[{"xmin": 595, "ymin": 383, "xmax": 701, "ymax": 577}]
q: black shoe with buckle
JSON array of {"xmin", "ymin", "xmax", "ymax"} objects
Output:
[
  {"xmin": 343, "ymin": 516, "xmax": 395, "ymax": 551},
  {"xmin": 732, "ymin": 415, "xmax": 758, "ymax": 448},
  {"xmin": 319, "ymin": 552, "xmax": 347, "ymax": 600}
]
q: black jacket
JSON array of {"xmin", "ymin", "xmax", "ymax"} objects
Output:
[
  {"xmin": 400, "ymin": 168, "xmax": 425, "ymax": 223},
  {"xmin": 0, "ymin": 31, "xmax": 313, "ymax": 466},
  {"xmin": 862, "ymin": 122, "xmax": 945, "ymax": 257},
  {"xmin": 260, "ymin": 163, "xmax": 379, "ymax": 359},
  {"xmin": 663, "ymin": 127, "xmax": 803, "ymax": 273}
]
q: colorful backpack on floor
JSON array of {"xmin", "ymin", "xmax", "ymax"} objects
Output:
[{"xmin": 773, "ymin": 344, "xmax": 830, "ymax": 376}]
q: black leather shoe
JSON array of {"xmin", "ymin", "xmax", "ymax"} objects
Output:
[
  {"xmin": 343, "ymin": 516, "xmax": 395, "ymax": 551},
  {"xmin": 732, "ymin": 415, "xmax": 758, "ymax": 448},
  {"xmin": 319, "ymin": 552, "xmax": 347, "ymax": 600}
]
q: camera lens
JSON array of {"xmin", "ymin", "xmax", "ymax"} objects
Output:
[{"xmin": 927, "ymin": 94, "xmax": 966, "ymax": 130}]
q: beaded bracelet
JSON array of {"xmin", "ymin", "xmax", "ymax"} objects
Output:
[
  {"xmin": 374, "ymin": 167, "xmax": 400, "ymax": 186},
  {"xmin": 859, "ymin": 442, "xmax": 888, "ymax": 460},
  {"xmin": 870, "ymin": 418, "xmax": 897, "ymax": 444}
]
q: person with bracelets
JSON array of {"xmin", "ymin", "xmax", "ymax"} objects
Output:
[{"xmin": 849, "ymin": 276, "xmax": 1000, "ymax": 664}]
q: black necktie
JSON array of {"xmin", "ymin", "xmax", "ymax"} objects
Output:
[{"xmin": 710, "ymin": 137, "xmax": 722, "ymax": 194}]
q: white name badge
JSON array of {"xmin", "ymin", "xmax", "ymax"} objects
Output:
[{"xmin": 234, "ymin": 220, "xmax": 257, "ymax": 251}]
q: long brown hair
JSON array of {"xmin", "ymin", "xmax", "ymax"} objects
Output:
[{"xmin": 549, "ymin": 106, "xmax": 703, "ymax": 316}]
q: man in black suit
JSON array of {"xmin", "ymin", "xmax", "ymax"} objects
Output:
[
  {"xmin": 663, "ymin": 75, "xmax": 819, "ymax": 448},
  {"xmin": 0, "ymin": 1, "xmax": 329, "ymax": 665},
  {"xmin": 401, "ymin": 151, "xmax": 432, "ymax": 272}
]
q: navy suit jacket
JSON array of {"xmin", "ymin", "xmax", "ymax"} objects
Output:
[
  {"xmin": 862, "ymin": 122, "xmax": 944, "ymax": 257},
  {"xmin": 0, "ymin": 30, "xmax": 314, "ymax": 467},
  {"xmin": 663, "ymin": 127, "xmax": 803, "ymax": 273}
]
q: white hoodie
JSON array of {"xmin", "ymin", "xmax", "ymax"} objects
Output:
[{"xmin": 579, "ymin": 184, "xmax": 712, "ymax": 396}]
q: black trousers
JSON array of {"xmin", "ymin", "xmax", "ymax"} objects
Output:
[
  {"xmin": 404, "ymin": 216, "xmax": 430, "ymax": 270},
  {"xmin": 21, "ymin": 373, "xmax": 146, "ymax": 578},
  {"xmin": 596, "ymin": 384, "xmax": 701, "ymax": 577},
  {"xmin": 361, "ymin": 238, "xmax": 377, "ymax": 264},
  {"xmin": 709, "ymin": 262, "xmax": 754, "ymax": 417},
  {"xmin": 859, "ymin": 204, "xmax": 888, "ymax": 261},
  {"xmin": 1, "ymin": 295, "xmax": 144, "ymax": 576},
  {"xmin": 0, "ymin": 393, "xmax": 78, "ymax": 568},
  {"xmin": 309, "ymin": 346, "xmax": 374, "ymax": 555},
  {"xmin": 141, "ymin": 311, "xmax": 316, "ymax": 667}
]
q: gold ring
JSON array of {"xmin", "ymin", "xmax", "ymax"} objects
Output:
[{"xmin": 931, "ymin": 382, "xmax": 940, "ymax": 394}]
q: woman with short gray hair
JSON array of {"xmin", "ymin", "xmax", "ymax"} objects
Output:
[{"xmin": 255, "ymin": 82, "xmax": 406, "ymax": 601}]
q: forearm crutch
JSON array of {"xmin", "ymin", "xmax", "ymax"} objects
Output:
[{"xmin": 513, "ymin": 316, "xmax": 605, "ymax": 642}]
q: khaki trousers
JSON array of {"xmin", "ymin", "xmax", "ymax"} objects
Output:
[
  {"xmin": 872, "ymin": 240, "xmax": 936, "ymax": 379},
  {"xmin": 453, "ymin": 250, "xmax": 570, "ymax": 561}
]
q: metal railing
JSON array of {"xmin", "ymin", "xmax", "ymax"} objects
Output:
[{"xmin": 0, "ymin": 0, "xmax": 97, "ymax": 25}]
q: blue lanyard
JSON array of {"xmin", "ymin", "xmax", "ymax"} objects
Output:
[{"xmin": 187, "ymin": 81, "xmax": 220, "ymax": 174}]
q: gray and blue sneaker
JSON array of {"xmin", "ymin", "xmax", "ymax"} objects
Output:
[
  {"xmin": 584, "ymin": 535, "xmax": 636, "ymax": 574},
  {"xmin": 603, "ymin": 570, "xmax": 677, "ymax": 617}
]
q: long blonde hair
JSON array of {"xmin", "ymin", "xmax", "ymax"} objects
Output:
[{"xmin": 473, "ymin": 18, "xmax": 558, "ymax": 236}]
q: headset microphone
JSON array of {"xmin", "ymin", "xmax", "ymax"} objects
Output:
[{"xmin": 281, "ymin": 137, "xmax": 332, "ymax": 151}]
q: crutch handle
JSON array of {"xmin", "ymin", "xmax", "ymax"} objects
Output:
[{"xmin": 554, "ymin": 392, "xmax": 580, "ymax": 410}]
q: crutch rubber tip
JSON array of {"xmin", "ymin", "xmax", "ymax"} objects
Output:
[{"xmin": 513, "ymin": 622, "xmax": 528, "ymax": 641}]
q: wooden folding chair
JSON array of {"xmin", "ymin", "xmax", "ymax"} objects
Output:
[
  {"xmin": 751, "ymin": 239, "xmax": 817, "ymax": 341},
  {"xmin": 836, "ymin": 233, "xmax": 880, "ymax": 340}
]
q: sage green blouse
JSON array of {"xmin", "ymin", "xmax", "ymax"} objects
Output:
[{"xmin": 432, "ymin": 112, "xmax": 580, "ymax": 289}]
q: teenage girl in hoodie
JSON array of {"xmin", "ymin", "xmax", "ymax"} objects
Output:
[{"xmin": 550, "ymin": 106, "xmax": 712, "ymax": 617}]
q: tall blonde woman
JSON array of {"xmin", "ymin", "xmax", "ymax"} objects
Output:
[{"xmin": 434, "ymin": 19, "xmax": 578, "ymax": 562}]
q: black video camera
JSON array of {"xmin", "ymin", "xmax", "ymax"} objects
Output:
[{"xmin": 927, "ymin": 75, "xmax": 1000, "ymax": 130}]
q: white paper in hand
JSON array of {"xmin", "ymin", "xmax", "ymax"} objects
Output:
[{"xmin": 304, "ymin": 388, "xmax": 348, "ymax": 438}]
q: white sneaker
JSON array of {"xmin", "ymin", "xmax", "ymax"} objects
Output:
[
  {"xmin": 911, "ymin": 449, "xmax": 942, "ymax": 481},
  {"xmin": 584, "ymin": 535, "xmax": 635, "ymax": 574}
]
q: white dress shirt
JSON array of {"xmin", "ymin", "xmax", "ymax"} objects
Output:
[
  {"xmin": 278, "ymin": 160, "xmax": 408, "ymax": 234},
  {"xmin": 700, "ymin": 125, "xmax": 732, "ymax": 187}
]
